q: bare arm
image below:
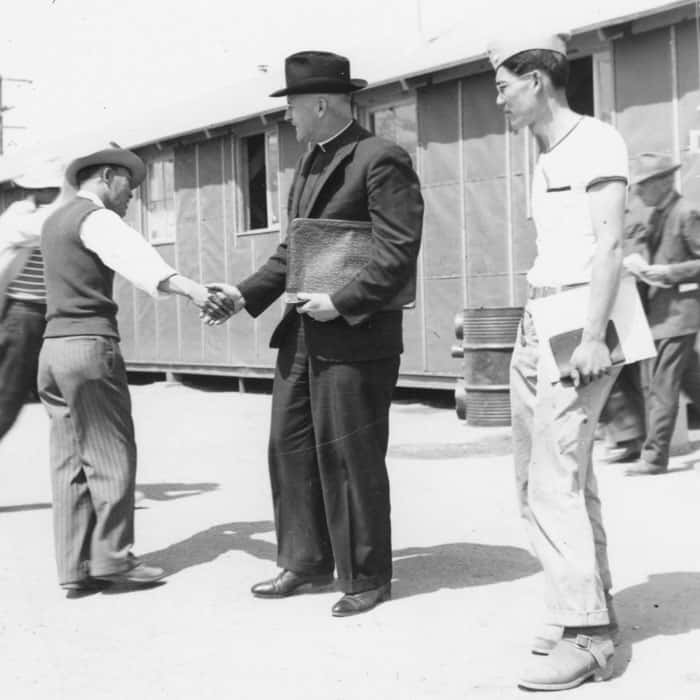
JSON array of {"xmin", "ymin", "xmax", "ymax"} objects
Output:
[{"xmin": 569, "ymin": 180, "xmax": 626, "ymax": 385}]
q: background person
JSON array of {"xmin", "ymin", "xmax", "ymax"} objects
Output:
[
  {"xmin": 623, "ymin": 152, "xmax": 700, "ymax": 476},
  {"xmin": 0, "ymin": 165, "xmax": 63, "ymax": 441}
]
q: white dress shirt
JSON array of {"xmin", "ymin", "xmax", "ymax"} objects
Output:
[{"xmin": 77, "ymin": 190, "xmax": 176, "ymax": 298}]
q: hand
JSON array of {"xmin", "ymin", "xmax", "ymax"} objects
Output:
[
  {"xmin": 200, "ymin": 283, "xmax": 245, "ymax": 326},
  {"xmin": 206, "ymin": 283, "xmax": 246, "ymax": 314},
  {"xmin": 568, "ymin": 339, "xmax": 612, "ymax": 388},
  {"xmin": 638, "ymin": 264, "xmax": 672, "ymax": 288},
  {"xmin": 622, "ymin": 253, "xmax": 649, "ymax": 277},
  {"xmin": 185, "ymin": 282, "xmax": 231, "ymax": 326},
  {"xmin": 295, "ymin": 293, "xmax": 340, "ymax": 322}
]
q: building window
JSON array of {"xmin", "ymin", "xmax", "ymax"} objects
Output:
[
  {"xmin": 144, "ymin": 152, "xmax": 175, "ymax": 244},
  {"xmin": 370, "ymin": 101, "xmax": 418, "ymax": 167},
  {"xmin": 241, "ymin": 128, "xmax": 280, "ymax": 232}
]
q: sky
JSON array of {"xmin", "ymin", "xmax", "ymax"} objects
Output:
[{"xmin": 0, "ymin": 0, "xmax": 676, "ymax": 161}]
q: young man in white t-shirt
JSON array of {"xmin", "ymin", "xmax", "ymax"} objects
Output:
[{"xmin": 488, "ymin": 33, "xmax": 629, "ymax": 691}]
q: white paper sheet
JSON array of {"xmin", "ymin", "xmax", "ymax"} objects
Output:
[{"xmin": 528, "ymin": 275, "xmax": 657, "ymax": 383}]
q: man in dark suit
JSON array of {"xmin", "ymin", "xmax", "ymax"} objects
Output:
[
  {"xmin": 623, "ymin": 152, "xmax": 700, "ymax": 475},
  {"xmin": 210, "ymin": 51, "xmax": 423, "ymax": 616}
]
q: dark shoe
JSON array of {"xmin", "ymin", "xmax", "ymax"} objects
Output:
[
  {"xmin": 94, "ymin": 562, "xmax": 165, "ymax": 586},
  {"xmin": 603, "ymin": 440, "xmax": 642, "ymax": 463},
  {"xmin": 62, "ymin": 577, "xmax": 113, "ymax": 599},
  {"xmin": 251, "ymin": 569, "xmax": 334, "ymax": 598},
  {"xmin": 625, "ymin": 460, "xmax": 667, "ymax": 476},
  {"xmin": 331, "ymin": 582, "xmax": 391, "ymax": 617},
  {"xmin": 520, "ymin": 630, "xmax": 615, "ymax": 690}
]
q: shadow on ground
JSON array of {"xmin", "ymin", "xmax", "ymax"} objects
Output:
[
  {"xmin": 0, "ymin": 502, "xmax": 51, "ymax": 514},
  {"xmin": 146, "ymin": 521, "xmax": 539, "ymax": 599},
  {"xmin": 391, "ymin": 542, "xmax": 539, "ymax": 599},
  {"xmin": 613, "ymin": 572, "xmax": 700, "ymax": 681},
  {"xmin": 146, "ymin": 520, "xmax": 277, "ymax": 575},
  {"xmin": 136, "ymin": 482, "xmax": 219, "ymax": 502}
]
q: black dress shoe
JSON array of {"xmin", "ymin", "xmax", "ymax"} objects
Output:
[
  {"xmin": 251, "ymin": 569, "xmax": 334, "ymax": 598},
  {"xmin": 625, "ymin": 460, "xmax": 668, "ymax": 476},
  {"xmin": 603, "ymin": 440, "xmax": 642, "ymax": 463},
  {"xmin": 331, "ymin": 582, "xmax": 391, "ymax": 617},
  {"xmin": 62, "ymin": 577, "xmax": 113, "ymax": 599}
]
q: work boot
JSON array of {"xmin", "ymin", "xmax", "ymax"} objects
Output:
[
  {"xmin": 531, "ymin": 595, "xmax": 619, "ymax": 655},
  {"xmin": 520, "ymin": 628, "xmax": 615, "ymax": 691}
]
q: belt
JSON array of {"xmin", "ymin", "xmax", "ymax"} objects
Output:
[{"xmin": 527, "ymin": 283, "xmax": 588, "ymax": 300}]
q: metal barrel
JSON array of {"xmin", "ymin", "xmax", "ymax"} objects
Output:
[{"xmin": 463, "ymin": 307, "xmax": 523, "ymax": 427}]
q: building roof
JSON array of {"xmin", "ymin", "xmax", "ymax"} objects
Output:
[{"xmin": 0, "ymin": 0, "xmax": 693, "ymax": 184}]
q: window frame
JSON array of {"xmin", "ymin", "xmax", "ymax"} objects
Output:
[
  {"xmin": 364, "ymin": 94, "xmax": 419, "ymax": 168},
  {"xmin": 235, "ymin": 124, "xmax": 282, "ymax": 237},
  {"xmin": 140, "ymin": 149, "xmax": 176, "ymax": 246}
]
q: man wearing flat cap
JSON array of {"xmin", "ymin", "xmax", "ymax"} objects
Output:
[
  {"xmin": 0, "ymin": 163, "xmax": 63, "ymax": 442},
  {"xmin": 622, "ymin": 152, "xmax": 700, "ymax": 476},
  {"xmin": 210, "ymin": 50, "xmax": 423, "ymax": 616},
  {"xmin": 489, "ymin": 32, "xmax": 629, "ymax": 689},
  {"xmin": 39, "ymin": 144, "xmax": 227, "ymax": 597}
]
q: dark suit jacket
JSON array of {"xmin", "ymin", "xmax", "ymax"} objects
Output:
[
  {"xmin": 238, "ymin": 121, "xmax": 424, "ymax": 362},
  {"xmin": 637, "ymin": 191, "xmax": 700, "ymax": 339}
]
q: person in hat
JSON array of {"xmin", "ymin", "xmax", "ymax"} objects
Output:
[
  {"xmin": 0, "ymin": 163, "xmax": 64, "ymax": 442},
  {"xmin": 488, "ymin": 32, "xmax": 629, "ymax": 690},
  {"xmin": 207, "ymin": 50, "xmax": 423, "ymax": 616},
  {"xmin": 621, "ymin": 152, "xmax": 700, "ymax": 476},
  {"xmin": 38, "ymin": 144, "xmax": 228, "ymax": 597}
]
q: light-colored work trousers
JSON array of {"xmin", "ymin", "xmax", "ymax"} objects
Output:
[{"xmin": 510, "ymin": 307, "xmax": 620, "ymax": 627}]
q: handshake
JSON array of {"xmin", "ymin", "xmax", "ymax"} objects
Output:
[
  {"xmin": 182, "ymin": 277, "xmax": 341, "ymax": 326},
  {"xmin": 194, "ymin": 283, "xmax": 246, "ymax": 326}
]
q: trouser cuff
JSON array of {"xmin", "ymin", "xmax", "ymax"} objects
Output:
[
  {"xmin": 277, "ymin": 556, "xmax": 334, "ymax": 578},
  {"xmin": 548, "ymin": 608, "xmax": 610, "ymax": 627},
  {"xmin": 337, "ymin": 573, "xmax": 392, "ymax": 594}
]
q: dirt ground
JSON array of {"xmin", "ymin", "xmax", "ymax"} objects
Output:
[{"xmin": 1, "ymin": 378, "xmax": 699, "ymax": 700}]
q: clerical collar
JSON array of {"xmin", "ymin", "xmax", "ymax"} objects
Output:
[{"xmin": 317, "ymin": 121, "xmax": 353, "ymax": 152}]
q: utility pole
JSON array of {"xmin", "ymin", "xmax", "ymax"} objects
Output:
[{"xmin": 0, "ymin": 75, "xmax": 33, "ymax": 155}]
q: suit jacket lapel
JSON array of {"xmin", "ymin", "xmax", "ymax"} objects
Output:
[
  {"xmin": 301, "ymin": 123, "xmax": 364, "ymax": 218},
  {"xmin": 289, "ymin": 149, "xmax": 316, "ymax": 219}
]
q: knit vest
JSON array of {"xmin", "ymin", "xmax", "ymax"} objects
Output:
[{"xmin": 42, "ymin": 197, "xmax": 119, "ymax": 339}]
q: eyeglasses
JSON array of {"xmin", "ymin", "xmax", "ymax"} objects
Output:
[{"xmin": 495, "ymin": 71, "xmax": 536, "ymax": 97}]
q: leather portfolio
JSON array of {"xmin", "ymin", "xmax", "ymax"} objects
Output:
[{"xmin": 285, "ymin": 217, "xmax": 416, "ymax": 310}]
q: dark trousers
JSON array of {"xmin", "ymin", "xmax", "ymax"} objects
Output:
[
  {"xmin": 0, "ymin": 298, "xmax": 46, "ymax": 440},
  {"xmin": 38, "ymin": 336, "xmax": 137, "ymax": 584},
  {"xmin": 599, "ymin": 363, "xmax": 646, "ymax": 445},
  {"xmin": 269, "ymin": 324, "xmax": 398, "ymax": 594},
  {"xmin": 642, "ymin": 334, "xmax": 700, "ymax": 467}
]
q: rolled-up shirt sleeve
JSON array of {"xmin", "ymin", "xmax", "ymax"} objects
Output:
[{"xmin": 80, "ymin": 208, "xmax": 176, "ymax": 298}]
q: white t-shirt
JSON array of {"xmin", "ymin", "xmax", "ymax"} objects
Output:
[{"xmin": 528, "ymin": 116, "xmax": 629, "ymax": 287}]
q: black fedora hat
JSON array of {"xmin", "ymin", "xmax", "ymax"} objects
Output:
[{"xmin": 270, "ymin": 51, "xmax": 367, "ymax": 97}]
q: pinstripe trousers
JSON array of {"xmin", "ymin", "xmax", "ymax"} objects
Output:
[{"xmin": 38, "ymin": 335, "xmax": 137, "ymax": 585}]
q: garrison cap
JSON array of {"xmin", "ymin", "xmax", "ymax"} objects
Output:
[
  {"xmin": 13, "ymin": 159, "xmax": 65, "ymax": 189},
  {"xmin": 487, "ymin": 31, "xmax": 570, "ymax": 71}
]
